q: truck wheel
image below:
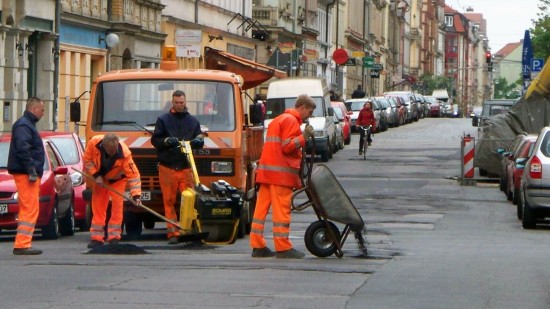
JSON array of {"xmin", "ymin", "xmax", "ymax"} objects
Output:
[
  {"xmin": 124, "ymin": 210, "xmax": 143, "ymax": 239},
  {"xmin": 143, "ymin": 219, "xmax": 155, "ymax": 230},
  {"xmin": 304, "ymin": 220, "xmax": 339, "ymax": 257}
]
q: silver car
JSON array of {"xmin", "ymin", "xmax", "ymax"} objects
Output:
[{"xmin": 520, "ymin": 126, "xmax": 550, "ymax": 228}]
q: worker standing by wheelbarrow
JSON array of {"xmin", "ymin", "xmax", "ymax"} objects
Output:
[{"xmin": 250, "ymin": 94, "xmax": 316, "ymax": 259}]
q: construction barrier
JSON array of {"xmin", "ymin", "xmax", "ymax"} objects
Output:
[{"xmin": 461, "ymin": 135, "xmax": 475, "ymax": 185}]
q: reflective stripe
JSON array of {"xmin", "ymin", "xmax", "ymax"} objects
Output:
[
  {"xmin": 292, "ymin": 137, "xmax": 301, "ymax": 148},
  {"xmin": 252, "ymin": 218, "xmax": 265, "ymax": 225},
  {"xmin": 250, "ymin": 228, "xmax": 264, "ymax": 234},
  {"xmin": 265, "ymin": 136, "xmax": 282, "ymax": 143},
  {"xmin": 273, "ymin": 222, "xmax": 290, "ymax": 228},
  {"xmin": 167, "ymin": 226, "xmax": 178, "ymax": 232},
  {"xmin": 108, "ymin": 224, "xmax": 122, "ymax": 229},
  {"xmin": 108, "ymin": 231, "xmax": 120, "ymax": 236},
  {"xmin": 16, "ymin": 229, "xmax": 33, "ymax": 236},
  {"xmin": 273, "ymin": 232, "xmax": 289, "ymax": 238},
  {"xmin": 258, "ymin": 164, "xmax": 299, "ymax": 175},
  {"xmin": 91, "ymin": 224, "xmax": 103, "ymax": 230},
  {"xmin": 90, "ymin": 231, "xmax": 104, "ymax": 237},
  {"xmin": 282, "ymin": 138, "xmax": 291, "ymax": 146},
  {"xmin": 18, "ymin": 221, "xmax": 35, "ymax": 228}
]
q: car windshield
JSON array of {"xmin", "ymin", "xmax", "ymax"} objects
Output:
[
  {"xmin": 48, "ymin": 137, "xmax": 80, "ymax": 165},
  {"xmin": 333, "ymin": 107, "xmax": 343, "ymax": 119},
  {"xmin": 264, "ymin": 97, "xmax": 325, "ymax": 120},
  {"xmin": 345, "ymin": 101, "xmax": 367, "ymax": 111},
  {"xmin": 91, "ymin": 80, "xmax": 236, "ymax": 132},
  {"xmin": 489, "ymin": 105, "xmax": 511, "ymax": 116}
]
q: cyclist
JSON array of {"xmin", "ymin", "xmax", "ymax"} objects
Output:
[{"xmin": 356, "ymin": 101, "xmax": 376, "ymax": 155}]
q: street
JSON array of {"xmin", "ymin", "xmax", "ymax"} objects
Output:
[{"xmin": 2, "ymin": 118, "xmax": 550, "ymax": 309}]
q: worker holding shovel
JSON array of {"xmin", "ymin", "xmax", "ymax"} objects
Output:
[{"xmin": 83, "ymin": 133, "xmax": 142, "ymax": 249}]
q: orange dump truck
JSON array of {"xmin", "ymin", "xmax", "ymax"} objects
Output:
[{"xmin": 74, "ymin": 47, "xmax": 285, "ymax": 243}]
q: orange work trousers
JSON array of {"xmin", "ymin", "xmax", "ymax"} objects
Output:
[
  {"xmin": 159, "ymin": 165, "xmax": 194, "ymax": 238},
  {"xmin": 89, "ymin": 180, "xmax": 126, "ymax": 243},
  {"xmin": 13, "ymin": 174, "xmax": 41, "ymax": 249},
  {"xmin": 249, "ymin": 183, "xmax": 293, "ymax": 252}
]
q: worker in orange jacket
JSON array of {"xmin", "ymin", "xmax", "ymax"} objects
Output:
[
  {"xmin": 250, "ymin": 94, "xmax": 316, "ymax": 259},
  {"xmin": 83, "ymin": 133, "xmax": 142, "ymax": 249}
]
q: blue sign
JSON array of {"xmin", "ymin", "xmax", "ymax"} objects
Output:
[
  {"xmin": 532, "ymin": 58, "xmax": 544, "ymax": 72},
  {"xmin": 522, "ymin": 30, "xmax": 533, "ymax": 80}
]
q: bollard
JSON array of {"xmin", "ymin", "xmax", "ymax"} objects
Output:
[{"xmin": 462, "ymin": 135, "xmax": 475, "ymax": 185}]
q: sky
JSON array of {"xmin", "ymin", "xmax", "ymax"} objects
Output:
[{"xmin": 446, "ymin": 0, "xmax": 541, "ymax": 52}]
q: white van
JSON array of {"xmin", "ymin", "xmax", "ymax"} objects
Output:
[{"xmin": 265, "ymin": 77, "xmax": 337, "ymax": 162}]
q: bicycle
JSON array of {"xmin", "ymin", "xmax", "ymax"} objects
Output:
[{"xmin": 359, "ymin": 125, "xmax": 372, "ymax": 160}]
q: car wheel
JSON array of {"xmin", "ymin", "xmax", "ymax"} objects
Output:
[
  {"xmin": 83, "ymin": 202, "xmax": 92, "ymax": 232},
  {"xmin": 517, "ymin": 188, "xmax": 524, "ymax": 220},
  {"xmin": 327, "ymin": 140, "xmax": 333, "ymax": 159},
  {"xmin": 512, "ymin": 187, "xmax": 520, "ymax": 205},
  {"xmin": 42, "ymin": 204, "xmax": 60, "ymax": 239},
  {"xmin": 143, "ymin": 219, "xmax": 155, "ymax": 230},
  {"xmin": 320, "ymin": 151, "xmax": 329, "ymax": 162},
  {"xmin": 60, "ymin": 199, "xmax": 75, "ymax": 236},
  {"xmin": 522, "ymin": 197, "xmax": 536, "ymax": 229}
]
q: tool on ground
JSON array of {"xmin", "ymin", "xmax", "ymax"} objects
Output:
[{"xmin": 73, "ymin": 167, "xmax": 183, "ymax": 230}]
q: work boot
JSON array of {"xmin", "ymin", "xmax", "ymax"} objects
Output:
[
  {"xmin": 368, "ymin": 142, "xmax": 372, "ymax": 146},
  {"xmin": 13, "ymin": 248, "xmax": 42, "ymax": 255},
  {"xmin": 168, "ymin": 236, "xmax": 179, "ymax": 245},
  {"xmin": 251, "ymin": 247, "xmax": 275, "ymax": 258},
  {"xmin": 107, "ymin": 238, "xmax": 120, "ymax": 245},
  {"xmin": 358, "ymin": 150, "xmax": 363, "ymax": 155},
  {"xmin": 87, "ymin": 240, "xmax": 103, "ymax": 249},
  {"xmin": 276, "ymin": 248, "xmax": 305, "ymax": 259}
]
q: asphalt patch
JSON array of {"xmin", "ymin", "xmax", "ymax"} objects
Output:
[{"xmin": 84, "ymin": 244, "xmax": 149, "ymax": 255}]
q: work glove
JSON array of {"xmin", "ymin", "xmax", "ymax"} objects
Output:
[
  {"xmin": 190, "ymin": 136, "xmax": 204, "ymax": 149},
  {"xmin": 28, "ymin": 167, "xmax": 38, "ymax": 183},
  {"xmin": 164, "ymin": 137, "xmax": 180, "ymax": 148},
  {"xmin": 132, "ymin": 195, "xmax": 142, "ymax": 206},
  {"xmin": 95, "ymin": 175, "xmax": 104, "ymax": 186},
  {"xmin": 302, "ymin": 124, "xmax": 315, "ymax": 140}
]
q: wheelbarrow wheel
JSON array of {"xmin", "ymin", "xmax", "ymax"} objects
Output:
[{"xmin": 304, "ymin": 220, "xmax": 340, "ymax": 257}]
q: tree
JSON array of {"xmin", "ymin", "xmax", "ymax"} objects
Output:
[
  {"xmin": 531, "ymin": 0, "xmax": 550, "ymax": 59},
  {"xmin": 494, "ymin": 77, "xmax": 521, "ymax": 99},
  {"xmin": 418, "ymin": 74, "xmax": 453, "ymax": 96}
]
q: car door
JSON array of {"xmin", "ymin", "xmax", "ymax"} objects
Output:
[{"xmin": 44, "ymin": 141, "xmax": 72, "ymax": 216}]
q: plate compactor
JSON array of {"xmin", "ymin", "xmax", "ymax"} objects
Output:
[{"xmin": 178, "ymin": 141, "xmax": 242, "ymax": 244}]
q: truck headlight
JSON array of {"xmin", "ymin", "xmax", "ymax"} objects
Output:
[{"xmin": 211, "ymin": 161, "xmax": 233, "ymax": 174}]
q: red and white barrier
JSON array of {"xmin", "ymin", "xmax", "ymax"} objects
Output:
[{"xmin": 462, "ymin": 136, "xmax": 474, "ymax": 179}]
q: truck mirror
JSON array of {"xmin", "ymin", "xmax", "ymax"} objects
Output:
[
  {"xmin": 70, "ymin": 101, "xmax": 81, "ymax": 122},
  {"xmin": 249, "ymin": 103, "xmax": 263, "ymax": 125}
]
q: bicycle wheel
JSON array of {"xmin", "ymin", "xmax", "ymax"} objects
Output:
[{"xmin": 363, "ymin": 136, "xmax": 368, "ymax": 160}]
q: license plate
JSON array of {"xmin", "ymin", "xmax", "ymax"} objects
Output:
[
  {"xmin": 125, "ymin": 191, "xmax": 151, "ymax": 201},
  {"xmin": 0, "ymin": 204, "xmax": 7, "ymax": 214}
]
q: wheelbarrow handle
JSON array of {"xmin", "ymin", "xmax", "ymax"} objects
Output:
[{"xmin": 291, "ymin": 187, "xmax": 313, "ymax": 211}]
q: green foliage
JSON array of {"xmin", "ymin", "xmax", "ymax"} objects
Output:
[
  {"xmin": 531, "ymin": 0, "xmax": 550, "ymax": 59},
  {"xmin": 418, "ymin": 74, "xmax": 453, "ymax": 95},
  {"xmin": 494, "ymin": 77, "xmax": 522, "ymax": 99}
]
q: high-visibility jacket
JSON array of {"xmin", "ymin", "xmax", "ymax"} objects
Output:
[
  {"xmin": 256, "ymin": 109, "xmax": 306, "ymax": 189},
  {"xmin": 83, "ymin": 135, "xmax": 142, "ymax": 198}
]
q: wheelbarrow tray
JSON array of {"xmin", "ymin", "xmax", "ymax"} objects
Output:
[{"xmin": 307, "ymin": 164, "xmax": 364, "ymax": 232}]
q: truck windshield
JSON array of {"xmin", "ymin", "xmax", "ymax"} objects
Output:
[
  {"xmin": 91, "ymin": 80, "xmax": 236, "ymax": 132},
  {"xmin": 264, "ymin": 97, "xmax": 325, "ymax": 120}
]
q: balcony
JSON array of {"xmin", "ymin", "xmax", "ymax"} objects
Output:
[
  {"xmin": 410, "ymin": 27, "xmax": 420, "ymax": 41},
  {"xmin": 252, "ymin": 6, "xmax": 279, "ymax": 27}
]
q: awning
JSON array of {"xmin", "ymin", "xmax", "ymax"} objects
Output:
[{"xmin": 204, "ymin": 47, "xmax": 287, "ymax": 90}]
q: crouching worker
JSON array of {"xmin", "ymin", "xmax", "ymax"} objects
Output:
[{"xmin": 83, "ymin": 133, "xmax": 142, "ymax": 249}]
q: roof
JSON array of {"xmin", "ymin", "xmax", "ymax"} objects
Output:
[{"xmin": 495, "ymin": 42, "xmax": 522, "ymax": 57}]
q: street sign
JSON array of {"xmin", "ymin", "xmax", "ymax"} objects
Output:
[
  {"xmin": 370, "ymin": 70, "xmax": 380, "ymax": 78},
  {"xmin": 532, "ymin": 58, "xmax": 544, "ymax": 72},
  {"xmin": 371, "ymin": 63, "xmax": 383, "ymax": 71},
  {"xmin": 333, "ymin": 49, "xmax": 349, "ymax": 65},
  {"xmin": 363, "ymin": 57, "xmax": 374, "ymax": 68},
  {"xmin": 344, "ymin": 58, "xmax": 357, "ymax": 66},
  {"xmin": 352, "ymin": 51, "xmax": 365, "ymax": 58}
]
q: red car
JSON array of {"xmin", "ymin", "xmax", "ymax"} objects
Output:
[
  {"xmin": 0, "ymin": 134, "xmax": 74, "ymax": 238},
  {"xmin": 505, "ymin": 134, "xmax": 538, "ymax": 213},
  {"xmin": 331, "ymin": 102, "xmax": 351, "ymax": 145},
  {"xmin": 40, "ymin": 132, "xmax": 88, "ymax": 230},
  {"xmin": 385, "ymin": 95, "xmax": 407, "ymax": 125}
]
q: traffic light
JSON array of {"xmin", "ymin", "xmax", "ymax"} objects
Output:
[{"xmin": 485, "ymin": 51, "xmax": 492, "ymax": 64}]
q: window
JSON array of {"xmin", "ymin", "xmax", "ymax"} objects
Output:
[{"xmin": 445, "ymin": 15, "xmax": 453, "ymax": 27}]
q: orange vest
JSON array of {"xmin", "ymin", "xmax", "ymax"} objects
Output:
[
  {"xmin": 256, "ymin": 109, "xmax": 306, "ymax": 189},
  {"xmin": 83, "ymin": 135, "xmax": 142, "ymax": 197}
]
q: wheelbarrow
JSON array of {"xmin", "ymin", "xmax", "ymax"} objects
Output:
[{"xmin": 291, "ymin": 139, "xmax": 368, "ymax": 258}]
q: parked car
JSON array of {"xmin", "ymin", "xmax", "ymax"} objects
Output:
[
  {"xmin": 475, "ymin": 99, "xmax": 518, "ymax": 126},
  {"xmin": 383, "ymin": 91, "xmax": 417, "ymax": 122},
  {"xmin": 386, "ymin": 95, "xmax": 407, "ymax": 125},
  {"xmin": 40, "ymin": 131, "xmax": 88, "ymax": 230},
  {"xmin": 506, "ymin": 135, "xmax": 537, "ymax": 218},
  {"xmin": 331, "ymin": 113, "xmax": 344, "ymax": 151},
  {"xmin": 413, "ymin": 94, "xmax": 427, "ymax": 119},
  {"xmin": 371, "ymin": 97, "xmax": 388, "ymax": 132},
  {"xmin": 425, "ymin": 96, "xmax": 441, "ymax": 117},
  {"xmin": 331, "ymin": 101, "xmax": 351, "ymax": 145},
  {"xmin": 385, "ymin": 96, "xmax": 400, "ymax": 127},
  {"xmin": 375, "ymin": 96, "xmax": 397, "ymax": 128},
  {"xmin": 0, "ymin": 134, "xmax": 75, "ymax": 238},
  {"xmin": 520, "ymin": 126, "xmax": 550, "ymax": 228},
  {"xmin": 497, "ymin": 134, "xmax": 528, "ymax": 194}
]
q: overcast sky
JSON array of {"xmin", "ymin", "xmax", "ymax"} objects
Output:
[{"xmin": 446, "ymin": 0, "xmax": 541, "ymax": 52}]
